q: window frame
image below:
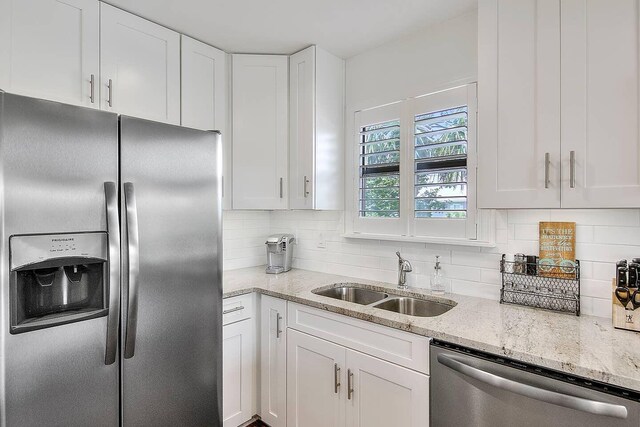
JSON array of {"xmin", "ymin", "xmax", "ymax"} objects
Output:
[{"xmin": 348, "ymin": 83, "xmax": 478, "ymax": 240}]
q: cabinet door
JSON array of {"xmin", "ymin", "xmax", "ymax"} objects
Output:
[
  {"xmin": 260, "ymin": 296, "xmax": 287, "ymax": 427},
  {"xmin": 345, "ymin": 349, "xmax": 429, "ymax": 427},
  {"xmin": 0, "ymin": 0, "xmax": 99, "ymax": 108},
  {"xmin": 561, "ymin": 0, "xmax": 640, "ymax": 207},
  {"xmin": 287, "ymin": 329, "xmax": 345, "ymax": 427},
  {"xmin": 289, "ymin": 46, "xmax": 316, "ymax": 210},
  {"xmin": 223, "ymin": 319, "xmax": 255, "ymax": 427},
  {"xmin": 478, "ymin": 0, "xmax": 561, "ymax": 208},
  {"xmin": 100, "ymin": 3, "xmax": 180, "ymax": 124},
  {"xmin": 232, "ymin": 54, "xmax": 288, "ymax": 209},
  {"xmin": 181, "ymin": 35, "xmax": 231, "ymax": 209}
]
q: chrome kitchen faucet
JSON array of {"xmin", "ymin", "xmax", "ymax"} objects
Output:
[{"xmin": 396, "ymin": 251, "xmax": 412, "ymax": 289}]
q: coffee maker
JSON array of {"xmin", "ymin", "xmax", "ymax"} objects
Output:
[{"xmin": 265, "ymin": 234, "xmax": 295, "ymax": 274}]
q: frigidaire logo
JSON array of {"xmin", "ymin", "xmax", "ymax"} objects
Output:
[{"xmin": 52, "ymin": 238, "xmax": 75, "ymax": 242}]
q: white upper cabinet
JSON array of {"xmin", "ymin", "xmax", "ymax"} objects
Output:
[
  {"xmin": 180, "ymin": 35, "xmax": 231, "ymax": 209},
  {"xmin": 232, "ymin": 54, "xmax": 289, "ymax": 210},
  {"xmin": 100, "ymin": 3, "xmax": 180, "ymax": 124},
  {"xmin": 181, "ymin": 35, "xmax": 227, "ymax": 131},
  {"xmin": 561, "ymin": 0, "xmax": 640, "ymax": 208},
  {"xmin": 0, "ymin": 0, "xmax": 100, "ymax": 108},
  {"xmin": 289, "ymin": 46, "xmax": 345, "ymax": 210},
  {"xmin": 479, "ymin": 0, "xmax": 640, "ymax": 209},
  {"xmin": 478, "ymin": 0, "xmax": 561, "ymax": 208}
]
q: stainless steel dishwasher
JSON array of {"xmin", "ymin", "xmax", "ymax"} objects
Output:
[{"xmin": 430, "ymin": 341, "xmax": 640, "ymax": 427}]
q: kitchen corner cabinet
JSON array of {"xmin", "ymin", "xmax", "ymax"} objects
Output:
[
  {"xmin": 479, "ymin": 0, "xmax": 640, "ymax": 208},
  {"xmin": 232, "ymin": 54, "xmax": 289, "ymax": 210},
  {"xmin": 222, "ymin": 294, "xmax": 256, "ymax": 427},
  {"xmin": 289, "ymin": 46, "xmax": 345, "ymax": 210},
  {"xmin": 0, "ymin": 0, "xmax": 100, "ymax": 108},
  {"xmin": 286, "ymin": 329, "xmax": 429, "ymax": 427},
  {"xmin": 100, "ymin": 3, "xmax": 180, "ymax": 124},
  {"xmin": 259, "ymin": 295, "xmax": 287, "ymax": 427},
  {"xmin": 478, "ymin": 0, "xmax": 561, "ymax": 208},
  {"xmin": 180, "ymin": 35, "xmax": 231, "ymax": 209}
]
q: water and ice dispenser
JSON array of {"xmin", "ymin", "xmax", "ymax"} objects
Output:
[{"xmin": 9, "ymin": 232, "xmax": 109, "ymax": 334}]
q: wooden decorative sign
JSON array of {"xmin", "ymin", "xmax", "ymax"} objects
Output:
[{"xmin": 538, "ymin": 222, "xmax": 576, "ymax": 278}]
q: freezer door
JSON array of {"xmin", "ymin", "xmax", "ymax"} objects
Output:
[
  {"xmin": 430, "ymin": 345, "xmax": 640, "ymax": 427},
  {"xmin": 119, "ymin": 116, "xmax": 222, "ymax": 426},
  {"xmin": 0, "ymin": 92, "xmax": 120, "ymax": 426}
]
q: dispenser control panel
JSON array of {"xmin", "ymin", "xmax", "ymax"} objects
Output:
[{"xmin": 9, "ymin": 232, "xmax": 108, "ymax": 271}]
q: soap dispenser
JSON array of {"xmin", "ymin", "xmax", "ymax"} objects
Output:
[{"xmin": 430, "ymin": 255, "xmax": 447, "ymax": 295}]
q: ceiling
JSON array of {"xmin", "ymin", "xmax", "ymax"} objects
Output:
[{"xmin": 104, "ymin": 0, "xmax": 477, "ymax": 58}]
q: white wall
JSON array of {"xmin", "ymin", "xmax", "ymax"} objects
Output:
[
  {"xmin": 271, "ymin": 209, "xmax": 636, "ymax": 318},
  {"xmin": 223, "ymin": 210, "xmax": 270, "ymax": 270}
]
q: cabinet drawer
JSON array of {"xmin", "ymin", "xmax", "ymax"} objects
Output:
[
  {"xmin": 223, "ymin": 294, "xmax": 254, "ymax": 326},
  {"xmin": 287, "ymin": 302, "xmax": 430, "ymax": 374}
]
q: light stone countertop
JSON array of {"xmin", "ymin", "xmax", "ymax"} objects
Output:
[{"xmin": 223, "ymin": 266, "xmax": 640, "ymax": 392}]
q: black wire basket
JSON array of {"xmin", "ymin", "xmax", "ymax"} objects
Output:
[{"xmin": 500, "ymin": 254, "xmax": 581, "ymax": 316}]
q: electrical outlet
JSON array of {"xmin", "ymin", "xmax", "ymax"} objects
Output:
[{"xmin": 317, "ymin": 233, "xmax": 326, "ymax": 249}]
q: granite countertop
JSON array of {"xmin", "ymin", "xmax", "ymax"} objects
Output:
[{"xmin": 224, "ymin": 266, "xmax": 640, "ymax": 392}]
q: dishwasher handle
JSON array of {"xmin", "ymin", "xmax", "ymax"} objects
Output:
[{"xmin": 437, "ymin": 353, "xmax": 628, "ymax": 420}]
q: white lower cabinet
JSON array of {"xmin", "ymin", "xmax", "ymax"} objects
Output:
[
  {"xmin": 345, "ymin": 349, "xmax": 429, "ymax": 427},
  {"xmin": 234, "ymin": 295, "xmax": 430, "ymax": 427},
  {"xmin": 223, "ymin": 294, "xmax": 256, "ymax": 427},
  {"xmin": 287, "ymin": 329, "xmax": 346, "ymax": 427},
  {"xmin": 259, "ymin": 295, "xmax": 287, "ymax": 427},
  {"xmin": 286, "ymin": 327, "xmax": 430, "ymax": 427}
]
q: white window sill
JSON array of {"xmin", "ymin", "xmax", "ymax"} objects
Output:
[{"xmin": 341, "ymin": 233, "xmax": 496, "ymax": 248}]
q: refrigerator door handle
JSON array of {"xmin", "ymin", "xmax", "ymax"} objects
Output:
[
  {"xmin": 437, "ymin": 353, "xmax": 629, "ymax": 419},
  {"xmin": 104, "ymin": 182, "xmax": 121, "ymax": 365},
  {"xmin": 124, "ymin": 182, "xmax": 140, "ymax": 359}
]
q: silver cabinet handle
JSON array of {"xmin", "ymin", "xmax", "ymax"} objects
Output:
[
  {"xmin": 570, "ymin": 150, "xmax": 576, "ymax": 188},
  {"xmin": 89, "ymin": 74, "xmax": 95, "ymax": 104},
  {"xmin": 276, "ymin": 313, "xmax": 282, "ymax": 338},
  {"xmin": 103, "ymin": 182, "xmax": 120, "ymax": 365},
  {"xmin": 437, "ymin": 353, "xmax": 628, "ymax": 419},
  {"xmin": 107, "ymin": 78, "xmax": 113, "ymax": 107},
  {"xmin": 334, "ymin": 363, "xmax": 341, "ymax": 394},
  {"xmin": 347, "ymin": 369, "xmax": 354, "ymax": 400},
  {"xmin": 222, "ymin": 305, "xmax": 244, "ymax": 315},
  {"xmin": 279, "ymin": 177, "xmax": 283, "ymax": 198},
  {"xmin": 544, "ymin": 153, "xmax": 550, "ymax": 189},
  {"xmin": 124, "ymin": 182, "xmax": 140, "ymax": 359},
  {"xmin": 303, "ymin": 175, "xmax": 310, "ymax": 197}
]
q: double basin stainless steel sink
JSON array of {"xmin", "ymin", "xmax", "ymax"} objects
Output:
[{"xmin": 312, "ymin": 284, "xmax": 454, "ymax": 317}]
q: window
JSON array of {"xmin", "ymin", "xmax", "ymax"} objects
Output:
[
  {"xmin": 359, "ymin": 120, "xmax": 400, "ymax": 218},
  {"xmin": 413, "ymin": 106, "xmax": 468, "ymax": 219},
  {"xmin": 350, "ymin": 84, "xmax": 477, "ymax": 240}
]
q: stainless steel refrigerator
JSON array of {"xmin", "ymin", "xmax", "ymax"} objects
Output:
[{"xmin": 0, "ymin": 91, "xmax": 222, "ymax": 426}]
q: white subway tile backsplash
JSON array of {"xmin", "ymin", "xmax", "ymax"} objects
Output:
[{"xmin": 222, "ymin": 208, "xmax": 640, "ymax": 319}]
